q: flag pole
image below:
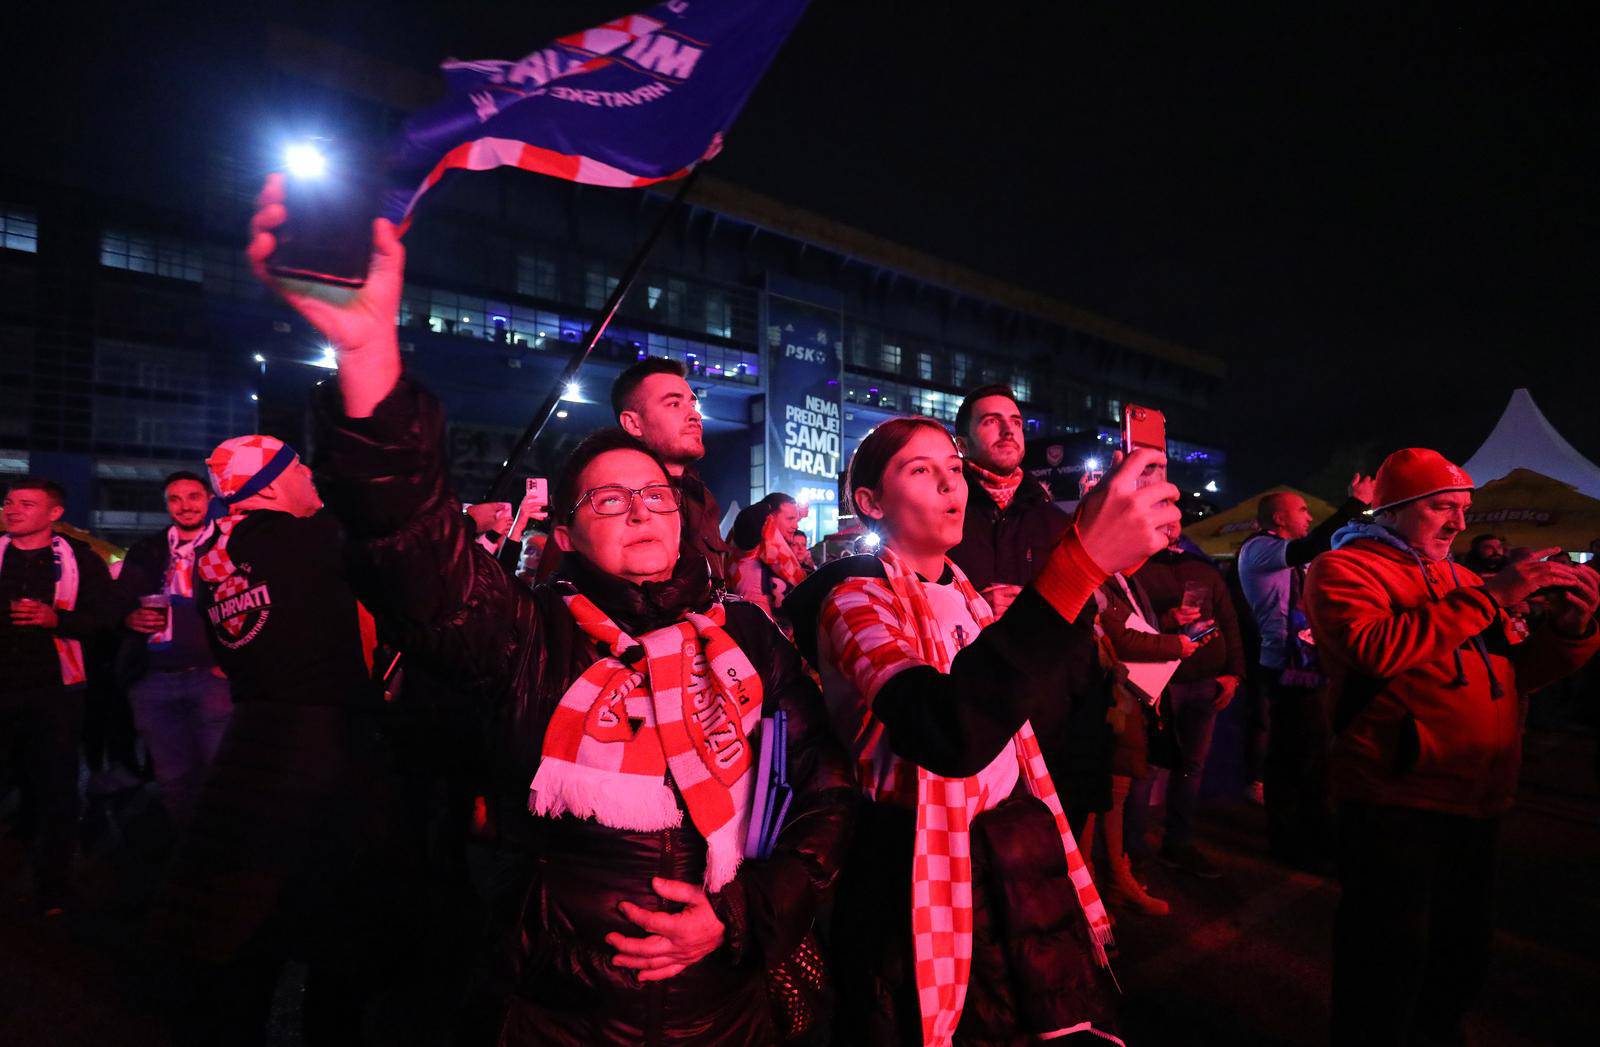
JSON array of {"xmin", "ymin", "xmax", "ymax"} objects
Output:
[{"xmin": 483, "ymin": 167, "xmax": 702, "ymax": 505}]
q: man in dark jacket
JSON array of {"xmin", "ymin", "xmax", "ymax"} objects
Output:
[
  {"xmin": 539, "ymin": 356, "xmax": 734, "ymax": 585},
  {"xmin": 1132, "ymin": 535, "xmax": 1247, "ymax": 878},
  {"xmin": 115, "ymin": 469, "xmax": 233, "ymax": 828},
  {"xmin": 249, "ymin": 179, "xmax": 854, "ymax": 1046},
  {"xmin": 1237, "ymin": 479, "xmax": 1373, "ymax": 867},
  {"xmin": 1, "ymin": 476, "xmax": 118, "ymax": 914},
  {"xmin": 151, "ymin": 435, "xmax": 410, "ymax": 1045},
  {"xmin": 948, "ymin": 384, "xmax": 1111, "ymax": 827}
]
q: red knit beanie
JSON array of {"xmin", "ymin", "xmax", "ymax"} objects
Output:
[{"xmin": 1372, "ymin": 448, "xmax": 1474, "ymax": 512}]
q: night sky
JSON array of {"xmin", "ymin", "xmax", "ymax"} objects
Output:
[{"xmin": 8, "ymin": 2, "xmax": 1595, "ymax": 498}]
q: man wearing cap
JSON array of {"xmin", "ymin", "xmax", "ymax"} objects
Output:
[
  {"xmin": 1304, "ymin": 448, "xmax": 1600, "ymax": 1046},
  {"xmin": 151, "ymin": 435, "xmax": 405, "ymax": 1043}
]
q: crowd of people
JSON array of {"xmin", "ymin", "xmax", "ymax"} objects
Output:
[{"xmin": 2, "ymin": 176, "xmax": 1598, "ymax": 1046}]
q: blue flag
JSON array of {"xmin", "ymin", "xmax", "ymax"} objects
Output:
[{"xmin": 384, "ymin": 0, "xmax": 810, "ymax": 226}]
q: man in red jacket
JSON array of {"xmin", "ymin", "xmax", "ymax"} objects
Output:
[{"xmin": 1304, "ymin": 448, "xmax": 1600, "ymax": 1046}]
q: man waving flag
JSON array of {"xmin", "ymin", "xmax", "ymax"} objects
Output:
[{"xmin": 384, "ymin": 0, "xmax": 810, "ymax": 227}]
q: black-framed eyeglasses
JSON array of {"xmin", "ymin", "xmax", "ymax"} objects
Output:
[{"xmin": 569, "ymin": 483, "xmax": 682, "ymax": 522}]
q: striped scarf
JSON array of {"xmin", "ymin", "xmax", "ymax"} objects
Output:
[
  {"xmin": 529, "ymin": 591, "xmax": 764, "ymax": 892},
  {"xmin": 152, "ymin": 523, "xmax": 212, "ymax": 643},
  {"xmin": 875, "ymin": 547, "xmax": 1113, "ymax": 1047},
  {"xmin": 0, "ymin": 534, "xmax": 86, "ymax": 687}
]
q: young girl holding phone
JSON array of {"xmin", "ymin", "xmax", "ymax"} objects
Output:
[{"xmin": 793, "ymin": 417, "xmax": 1180, "ymax": 1045}]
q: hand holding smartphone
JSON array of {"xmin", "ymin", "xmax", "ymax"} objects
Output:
[
  {"xmin": 265, "ymin": 138, "xmax": 380, "ymax": 288},
  {"xmin": 509, "ymin": 477, "xmax": 550, "ymax": 544}
]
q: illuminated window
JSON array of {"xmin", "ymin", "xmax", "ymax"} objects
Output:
[
  {"xmin": 951, "ymin": 351, "xmax": 971, "ymax": 386},
  {"xmin": 705, "ymin": 290, "xmax": 732, "ymax": 339},
  {"xmin": 917, "ymin": 352, "xmax": 934, "ymax": 381},
  {"xmin": 1, "ymin": 207, "xmax": 38, "ymax": 253},
  {"xmin": 516, "ymin": 254, "xmax": 559, "ymax": 300},
  {"xmin": 1012, "ymin": 373, "xmax": 1031, "ymax": 402},
  {"xmin": 100, "ymin": 229, "xmax": 202, "ymax": 282},
  {"xmin": 583, "ymin": 264, "xmax": 619, "ymax": 309},
  {"xmin": 880, "ymin": 343, "xmax": 902, "ymax": 372}
]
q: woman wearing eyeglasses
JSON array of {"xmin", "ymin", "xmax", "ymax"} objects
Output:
[
  {"xmin": 786, "ymin": 418, "xmax": 1179, "ymax": 1046},
  {"xmin": 249, "ymin": 184, "xmax": 855, "ymax": 1047}
]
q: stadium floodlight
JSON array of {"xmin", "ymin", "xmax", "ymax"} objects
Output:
[{"xmin": 284, "ymin": 141, "xmax": 328, "ymax": 179}]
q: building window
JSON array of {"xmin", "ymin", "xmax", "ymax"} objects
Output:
[
  {"xmin": 516, "ymin": 254, "xmax": 558, "ymax": 300},
  {"xmin": 703, "ymin": 290, "xmax": 724, "ymax": 337},
  {"xmin": 583, "ymin": 263, "xmax": 619, "ymax": 309},
  {"xmin": 916, "ymin": 352, "xmax": 934, "ymax": 382},
  {"xmin": 880, "ymin": 343, "xmax": 902, "ymax": 373},
  {"xmin": 101, "ymin": 229, "xmax": 202, "ymax": 282},
  {"xmin": 1, "ymin": 207, "xmax": 38, "ymax": 253},
  {"xmin": 1012, "ymin": 373, "xmax": 1031, "ymax": 403},
  {"xmin": 705, "ymin": 290, "xmax": 732, "ymax": 339},
  {"xmin": 951, "ymin": 351, "xmax": 971, "ymax": 386},
  {"xmin": 1107, "ymin": 398, "xmax": 1123, "ymax": 423}
]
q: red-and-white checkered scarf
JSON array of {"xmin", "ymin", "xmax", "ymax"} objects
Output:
[
  {"xmin": 529, "ymin": 590, "xmax": 765, "ymax": 891},
  {"xmin": 194, "ymin": 513, "xmax": 253, "ymax": 638},
  {"xmin": 873, "ymin": 546, "xmax": 1114, "ymax": 1047}
]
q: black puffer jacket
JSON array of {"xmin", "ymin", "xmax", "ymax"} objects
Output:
[{"xmin": 312, "ymin": 378, "xmax": 856, "ymax": 1047}]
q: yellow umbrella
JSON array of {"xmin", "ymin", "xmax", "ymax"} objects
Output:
[
  {"xmin": 1184, "ymin": 485, "xmax": 1340, "ymax": 559},
  {"xmin": 1454, "ymin": 469, "xmax": 1600, "ymax": 553},
  {"xmin": 52, "ymin": 521, "xmax": 126, "ymax": 567}
]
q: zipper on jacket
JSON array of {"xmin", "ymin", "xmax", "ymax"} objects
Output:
[{"xmin": 644, "ymin": 774, "xmax": 676, "ymax": 1046}]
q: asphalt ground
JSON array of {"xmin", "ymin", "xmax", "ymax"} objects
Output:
[{"xmin": 4, "ymin": 725, "xmax": 1598, "ymax": 1046}]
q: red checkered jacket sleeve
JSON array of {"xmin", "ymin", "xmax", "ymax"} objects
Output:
[{"xmin": 820, "ymin": 577, "xmax": 931, "ymax": 706}]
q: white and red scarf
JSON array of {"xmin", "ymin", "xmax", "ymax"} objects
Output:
[
  {"xmin": 0, "ymin": 533, "xmax": 87, "ymax": 687},
  {"xmin": 529, "ymin": 591, "xmax": 765, "ymax": 892},
  {"xmin": 967, "ymin": 461, "xmax": 1024, "ymax": 512},
  {"xmin": 758, "ymin": 513, "xmax": 808, "ymax": 588},
  {"xmin": 152, "ymin": 523, "xmax": 212, "ymax": 643},
  {"xmin": 874, "ymin": 547, "xmax": 1113, "ymax": 1047}
]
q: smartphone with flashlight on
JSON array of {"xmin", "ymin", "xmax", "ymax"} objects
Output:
[{"xmin": 266, "ymin": 138, "xmax": 380, "ymax": 288}]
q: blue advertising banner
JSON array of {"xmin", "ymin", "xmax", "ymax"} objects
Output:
[{"xmin": 765, "ymin": 294, "xmax": 843, "ymax": 544}]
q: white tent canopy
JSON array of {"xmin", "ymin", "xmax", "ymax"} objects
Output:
[{"xmin": 1462, "ymin": 388, "xmax": 1600, "ymax": 499}]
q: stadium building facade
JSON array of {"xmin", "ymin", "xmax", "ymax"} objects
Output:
[{"xmin": 0, "ymin": 27, "xmax": 1226, "ymax": 547}]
